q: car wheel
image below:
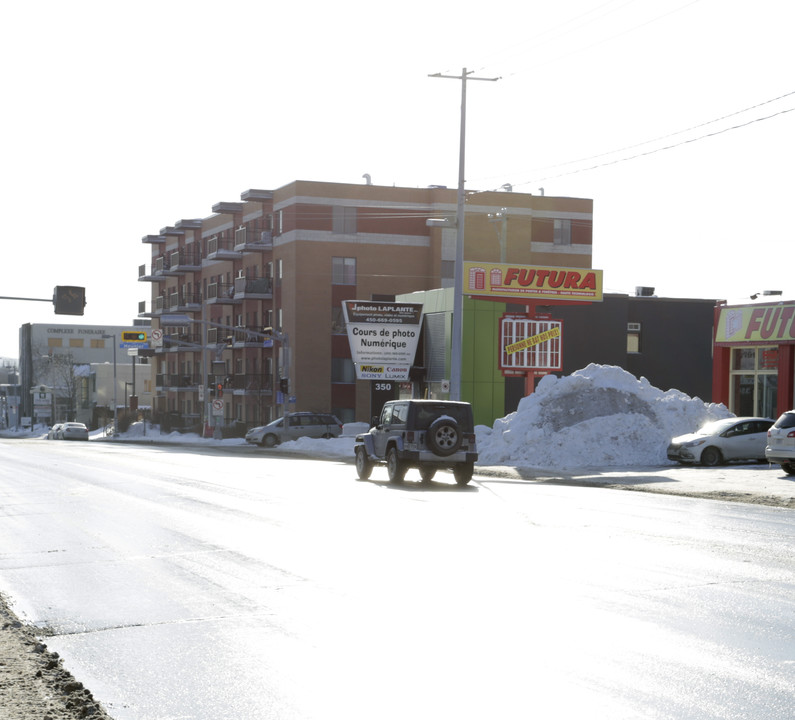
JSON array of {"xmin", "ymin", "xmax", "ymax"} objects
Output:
[
  {"xmin": 262, "ymin": 434, "xmax": 278, "ymax": 448},
  {"xmin": 453, "ymin": 461, "xmax": 474, "ymax": 485},
  {"xmin": 700, "ymin": 447, "xmax": 723, "ymax": 467},
  {"xmin": 418, "ymin": 465, "xmax": 436, "ymax": 483},
  {"xmin": 386, "ymin": 447, "xmax": 406, "ymax": 483},
  {"xmin": 426, "ymin": 418, "xmax": 462, "ymax": 457},
  {"xmin": 781, "ymin": 462, "xmax": 795, "ymax": 476},
  {"xmin": 355, "ymin": 446, "xmax": 373, "ymax": 480}
]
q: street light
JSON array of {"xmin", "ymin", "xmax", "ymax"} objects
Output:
[{"xmin": 102, "ymin": 334, "xmax": 117, "ymax": 436}]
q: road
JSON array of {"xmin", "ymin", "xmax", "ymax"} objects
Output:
[{"xmin": 0, "ymin": 439, "xmax": 793, "ymax": 719}]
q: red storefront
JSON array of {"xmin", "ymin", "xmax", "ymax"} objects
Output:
[{"xmin": 713, "ymin": 300, "xmax": 795, "ymax": 418}]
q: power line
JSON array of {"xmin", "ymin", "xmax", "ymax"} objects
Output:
[{"xmin": 476, "ymin": 98, "xmax": 795, "ymax": 192}]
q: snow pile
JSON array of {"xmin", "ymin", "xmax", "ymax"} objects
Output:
[{"xmin": 475, "ymin": 364, "xmax": 732, "ymax": 469}]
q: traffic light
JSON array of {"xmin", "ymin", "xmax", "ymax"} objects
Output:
[
  {"xmin": 279, "ymin": 377, "xmax": 289, "ymax": 394},
  {"xmin": 53, "ymin": 286, "xmax": 86, "ymax": 316},
  {"xmin": 121, "ymin": 331, "xmax": 147, "ymax": 342},
  {"xmin": 216, "ymin": 382, "xmax": 224, "ymax": 398}
]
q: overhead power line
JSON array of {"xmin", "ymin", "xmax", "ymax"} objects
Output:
[{"xmin": 477, "ymin": 94, "xmax": 795, "ymax": 193}]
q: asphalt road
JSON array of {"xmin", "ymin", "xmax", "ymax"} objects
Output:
[{"xmin": 0, "ymin": 439, "xmax": 793, "ymax": 719}]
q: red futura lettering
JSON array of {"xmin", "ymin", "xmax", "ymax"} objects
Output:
[
  {"xmin": 745, "ymin": 305, "xmax": 795, "ymax": 340},
  {"xmin": 504, "ymin": 267, "xmax": 598, "ymax": 290}
]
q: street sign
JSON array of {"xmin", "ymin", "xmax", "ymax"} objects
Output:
[{"xmin": 127, "ymin": 348, "xmax": 139, "ymax": 356}]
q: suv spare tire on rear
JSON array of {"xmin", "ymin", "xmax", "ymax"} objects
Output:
[{"xmin": 426, "ymin": 417, "xmax": 462, "ymax": 457}]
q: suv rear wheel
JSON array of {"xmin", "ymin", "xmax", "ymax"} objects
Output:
[
  {"xmin": 387, "ymin": 447, "xmax": 406, "ymax": 483},
  {"xmin": 426, "ymin": 418, "xmax": 462, "ymax": 457},
  {"xmin": 453, "ymin": 461, "xmax": 474, "ymax": 485}
]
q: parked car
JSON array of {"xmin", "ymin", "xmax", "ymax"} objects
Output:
[
  {"xmin": 765, "ymin": 410, "xmax": 795, "ymax": 475},
  {"xmin": 354, "ymin": 399, "xmax": 478, "ymax": 485},
  {"xmin": 60, "ymin": 422, "xmax": 89, "ymax": 441},
  {"xmin": 245, "ymin": 412, "xmax": 343, "ymax": 447},
  {"xmin": 47, "ymin": 423, "xmax": 64, "ymax": 440},
  {"xmin": 667, "ymin": 416, "xmax": 774, "ymax": 466}
]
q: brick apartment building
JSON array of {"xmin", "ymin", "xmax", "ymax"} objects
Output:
[{"xmin": 138, "ymin": 179, "xmax": 593, "ymax": 433}]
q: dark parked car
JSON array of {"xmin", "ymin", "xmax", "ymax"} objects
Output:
[{"xmin": 354, "ymin": 399, "xmax": 478, "ymax": 485}]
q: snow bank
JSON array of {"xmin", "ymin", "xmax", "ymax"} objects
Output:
[{"xmin": 475, "ymin": 364, "xmax": 731, "ymax": 469}]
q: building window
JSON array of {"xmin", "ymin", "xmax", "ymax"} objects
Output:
[
  {"xmin": 91, "ymin": 338, "xmax": 105, "ymax": 349},
  {"xmin": 627, "ymin": 323, "xmax": 641, "ymax": 353},
  {"xmin": 331, "ymin": 357, "xmax": 356, "ymax": 383},
  {"xmin": 69, "ymin": 338, "xmax": 84, "ymax": 348},
  {"xmin": 48, "ymin": 338, "xmax": 63, "ymax": 348},
  {"xmin": 332, "ymin": 257, "xmax": 356, "ymax": 285},
  {"xmin": 331, "ymin": 307, "xmax": 346, "ymax": 334},
  {"xmin": 730, "ymin": 346, "xmax": 778, "ymax": 417},
  {"xmin": 332, "ymin": 206, "xmax": 357, "ymax": 234},
  {"xmin": 553, "ymin": 218, "xmax": 571, "ymax": 245}
]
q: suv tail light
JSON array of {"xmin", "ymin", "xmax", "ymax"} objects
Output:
[{"xmin": 406, "ymin": 431, "xmax": 416, "ymax": 443}]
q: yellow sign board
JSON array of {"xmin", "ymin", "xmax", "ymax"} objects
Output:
[
  {"xmin": 505, "ymin": 326, "xmax": 561, "ymax": 354},
  {"xmin": 463, "ymin": 262, "xmax": 602, "ymax": 302},
  {"xmin": 715, "ymin": 302, "xmax": 795, "ymax": 344}
]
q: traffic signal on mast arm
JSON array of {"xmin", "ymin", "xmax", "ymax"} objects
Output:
[
  {"xmin": 53, "ymin": 286, "xmax": 86, "ymax": 316},
  {"xmin": 216, "ymin": 382, "xmax": 224, "ymax": 398},
  {"xmin": 121, "ymin": 331, "xmax": 147, "ymax": 342},
  {"xmin": 279, "ymin": 377, "xmax": 289, "ymax": 394}
]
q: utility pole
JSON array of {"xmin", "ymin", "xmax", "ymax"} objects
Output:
[{"xmin": 429, "ymin": 68, "xmax": 498, "ymax": 401}]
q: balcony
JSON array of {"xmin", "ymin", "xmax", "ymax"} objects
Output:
[
  {"xmin": 142, "ymin": 234, "xmax": 166, "ymax": 244},
  {"xmin": 206, "ymin": 282, "xmax": 240, "ymax": 305},
  {"xmin": 231, "ymin": 325, "xmax": 268, "ymax": 348},
  {"xmin": 234, "ymin": 227, "xmax": 273, "ymax": 253},
  {"xmin": 138, "ymin": 300, "xmax": 154, "ymax": 318},
  {"xmin": 231, "ymin": 373, "xmax": 273, "ymax": 394},
  {"xmin": 168, "ymin": 290, "xmax": 202, "ymax": 313},
  {"xmin": 138, "ymin": 256, "xmax": 180, "ymax": 281},
  {"xmin": 155, "ymin": 373, "xmax": 202, "ymax": 390},
  {"xmin": 233, "ymin": 276, "xmax": 273, "ymax": 300},
  {"xmin": 160, "ymin": 332, "xmax": 203, "ymax": 352},
  {"xmin": 205, "ymin": 235, "xmax": 241, "ymax": 262},
  {"xmin": 169, "ymin": 247, "xmax": 202, "ymax": 273}
]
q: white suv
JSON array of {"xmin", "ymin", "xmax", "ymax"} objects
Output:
[{"xmin": 765, "ymin": 410, "xmax": 795, "ymax": 475}]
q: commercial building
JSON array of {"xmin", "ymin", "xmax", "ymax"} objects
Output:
[
  {"xmin": 713, "ymin": 298, "xmax": 795, "ymax": 418},
  {"xmin": 139, "ymin": 179, "xmax": 593, "ymax": 432},
  {"xmin": 18, "ymin": 322, "xmax": 152, "ymax": 427}
]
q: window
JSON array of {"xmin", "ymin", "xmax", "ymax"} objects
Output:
[
  {"xmin": 331, "ymin": 357, "xmax": 355, "ymax": 383},
  {"xmin": 332, "ymin": 257, "xmax": 356, "ymax": 285},
  {"xmin": 331, "ymin": 307, "xmax": 346, "ymax": 334},
  {"xmin": 553, "ymin": 218, "xmax": 571, "ymax": 245},
  {"xmin": 730, "ymin": 346, "xmax": 778, "ymax": 417},
  {"xmin": 48, "ymin": 338, "xmax": 63, "ymax": 348},
  {"xmin": 91, "ymin": 338, "xmax": 105, "ymax": 349},
  {"xmin": 627, "ymin": 323, "xmax": 641, "ymax": 353},
  {"xmin": 332, "ymin": 206, "xmax": 357, "ymax": 234}
]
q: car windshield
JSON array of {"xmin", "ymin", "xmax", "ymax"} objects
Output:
[{"xmin": 696, "ymin": 418, "xmax": 738, "ymax": 436}]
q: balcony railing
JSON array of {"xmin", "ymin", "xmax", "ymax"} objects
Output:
[
  {"xmin": 206, "ymin": 282, "xmax": 239, "ymax": 304},
  {"xmin": 233, "ymin": 276, "xmax": 273, "ymax": 298}
]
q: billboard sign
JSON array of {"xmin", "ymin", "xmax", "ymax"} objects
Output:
[
  {"xmin": 464, "ymin": 261, "xmax": 602, "ymax": 302},
  {"xmin": 342, "ymin": 301, "xmax": 423, "ymax": 380}
]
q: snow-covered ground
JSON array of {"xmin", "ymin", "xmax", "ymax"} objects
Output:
[{"xmin": 7, "ymin": 364, "xmax": 732, "ymax": 469}]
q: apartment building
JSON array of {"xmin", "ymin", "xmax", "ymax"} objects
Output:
[{"xmin": 139, "ymin": 179, "xmax": 593, "ymax": 432}]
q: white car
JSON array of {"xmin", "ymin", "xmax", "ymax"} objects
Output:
[
  {"xmin": 60, "ymin": 422, "xmax": 89, "ymax": 441},
  {"xmin": 47, "ymin": 423, "xmax": 64, "ymax": 440},
  {"xmin": 667, "ymin": 417, "xmax": 774, "ymax": 466},
  {"xmin": 765, "ymin": 410, "xmax": 795, "ymax": 475}
]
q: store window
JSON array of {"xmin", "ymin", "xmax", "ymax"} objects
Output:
[{"xmin": 730, "ymin": 346, "xmax": 778, "ymax": 418}]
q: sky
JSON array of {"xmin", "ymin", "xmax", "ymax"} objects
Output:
[{"xmin": 1, "ymin": 0, "xmax": 793, "ymax": 361}]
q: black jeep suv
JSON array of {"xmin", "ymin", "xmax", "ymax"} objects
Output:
[{"xmin": 354, "ymin": 400, "xmax": 478, "ymax": 485}]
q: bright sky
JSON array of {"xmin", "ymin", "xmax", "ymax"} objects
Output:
[{"xmin": 1, "ymin": 0, "xmax": 792, "ymax": 360}]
